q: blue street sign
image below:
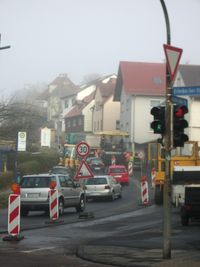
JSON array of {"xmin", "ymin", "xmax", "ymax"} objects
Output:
[
  {"xmin": 172, "ymin": 96, "xmax": 188, "ymax": 106},
  {"xmin": 173, "ymin": 86, "xmax": 200, "ymax": 96}
]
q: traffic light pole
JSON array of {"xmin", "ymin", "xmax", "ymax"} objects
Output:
[{"xmin": 160, "ymin": 0, "xmax": 172, "ymax": 259}]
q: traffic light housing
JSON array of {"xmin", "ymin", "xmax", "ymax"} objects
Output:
[
  {"xmin": 151, "ymin": 106, "xmax": 165, "ymax": 134},
  {"xmin": 173, "ymin": 105, "xmax": 188, "ymax": 147}
]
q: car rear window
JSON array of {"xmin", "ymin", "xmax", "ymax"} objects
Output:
[
  {"xmin": 109, "ymin": 168, "xmax": 125, "ymax": 173},
  {"xmin": 85, "ymin": 177, "xmax": 107, "ymax": 185},
  {"xmin": 20, "ymin": 176, "xmax": 56, "ymax": 188}
]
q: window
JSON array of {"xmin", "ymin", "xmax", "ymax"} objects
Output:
[
  {"xmin": 78, "ymin": 117, "xmax": 82, "ymax": 126},
  {"xmin": 73, "ymin": 119, "xmax": 76, "ymax": 127},
  {"xmin": 150, "ymin": 99, "xmax": 161, "ymax": 108},
  {"xmin": 64, "ymin": 100, "xmax": 69, "ymax": 109}
]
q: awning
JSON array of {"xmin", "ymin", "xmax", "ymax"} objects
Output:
[{"xmin": 94, "ymin": 130, "xmax": 129, "ymax": 137}]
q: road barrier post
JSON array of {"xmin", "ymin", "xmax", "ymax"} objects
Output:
[
  {"xmin": 3, "ymin": 183, "xmax": 24, "ymax": 241},
  {"xmin": 141, "ymin": 176, "xmax": 149, "ymax": 205}
]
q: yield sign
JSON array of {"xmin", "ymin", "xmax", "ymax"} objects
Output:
[
  {"xmin": 75, "ymin": 159, "xmax": 94, "ymax": 179},
  {"xmin": 163, "ymin": 44, "xmax": 183, "ymax": 81}
]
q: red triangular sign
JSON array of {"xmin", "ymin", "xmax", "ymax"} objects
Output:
[
  {"xmin": 164, "ymin": 44, "xmax": 183, "ymax": 81},
  {"xmin": 75, "ymin": 159, "xmax": 94, "ymax": 179}
]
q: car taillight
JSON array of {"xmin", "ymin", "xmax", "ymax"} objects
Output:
[
  {"xmin": 105, "ymin": 185, "xmax": 111, "ymax": 189},
  {"xmin": 184, "ymin": 205, "xmax": 192, "ymax": 211}
]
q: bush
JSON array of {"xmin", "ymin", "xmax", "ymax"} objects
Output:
[{"xmin": 0, "ymin": 171, "xmax": 14, "ymax": 189}]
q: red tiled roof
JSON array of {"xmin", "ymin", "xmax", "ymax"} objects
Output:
[
  {"xmin": 114, "ymin": 61, "xmax": 166, "ymax": 101},
  {"xmin": 65, "ymin": 92, "xmax": 95, "ymax": 118}
]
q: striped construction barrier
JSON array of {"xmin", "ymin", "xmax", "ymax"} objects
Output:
[
  {"xmin": 49, "ymin": 189, "xmax": 59, "ymax": 221},
  {"xmin": 8, "ymin": 194, "xmax": 21, "ymax": 236},
  {"xmin": 141, "ymin": 176, "xmax": 149, "ymax": 205},
  {"xmin": 128, "ymin": 161, "xmax": 133, "ymax": 176},
  {"xmin": 3, "ymin": 186, "xmax": 24, "ymax": 241}
]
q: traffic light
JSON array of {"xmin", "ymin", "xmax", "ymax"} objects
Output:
[
  {"xmin": 151, "ymin": 106, "xmax": 165, "ymax": 134},
  {"xmin": 173, "ymin": 105, "xmax": 188, "ymax": 147}
]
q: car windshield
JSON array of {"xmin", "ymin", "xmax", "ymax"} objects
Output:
[
  {"xmin": 20, "ymin": 176, "xmax": 56, "ymax": 188},
  {"xmin": 109, "ymin": 168, "xmax": 125, "ymax": 173},
  {"xmin": 90, "ymin": 159, "xmax": 103, "ymax": 164},
  {"xmin": 85, "ymin": 177, "xmax": 107, "ymax": 185},
  {"xmin": 51, "ymin": 167, "xmax": 70, "ymax": 174}
]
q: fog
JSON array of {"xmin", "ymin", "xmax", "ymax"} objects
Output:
[{"xmin": 0, "ymin": 0, "xmax": 199, "ymax": 97}]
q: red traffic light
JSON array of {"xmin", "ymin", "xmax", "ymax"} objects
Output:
[{"xmin": 174, "ymin": 105, "xmax": 188, "ymax": 118}]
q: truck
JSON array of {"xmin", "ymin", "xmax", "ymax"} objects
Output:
[
  {"xmin": 148, "ymin": 141, "xmax": 200, "ymax": 205},
  {"xmin": 180, "ymin": 185, "xmax": 200, "ymax": 226}
]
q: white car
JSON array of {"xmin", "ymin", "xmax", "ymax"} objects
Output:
[
  {"xmin": 20, "ymin": 173, "xmax": 86, "ymax": 216},
  {"xmin": 83, "ymin": 175, "xmax": 122, "ymax": 201}
]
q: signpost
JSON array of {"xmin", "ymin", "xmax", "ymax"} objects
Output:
[
  {"xmin": 75, "ymin": 141, "xmax": 93, "ymax": 180},
  {"xmin": 76, "ymin": 141, "xmax": 90, "ymax": 158}
]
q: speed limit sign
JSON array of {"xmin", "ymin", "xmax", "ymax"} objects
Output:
[{"xmin": 76, "ymin": 141, "xmax": 90, "ymax": 158}]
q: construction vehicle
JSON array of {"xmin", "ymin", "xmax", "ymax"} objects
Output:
[
  {"xmin": 96, "ymin": 130, "xmax": 129, "ymax": 167},
  {"xmin": 148, "ymin": 141, "xmax": 200, "ymax": 205}
]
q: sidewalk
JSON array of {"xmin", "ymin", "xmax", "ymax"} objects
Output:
[{"xmin": 77, "ymin": 245, "xmax": 200, "ymax": 267}]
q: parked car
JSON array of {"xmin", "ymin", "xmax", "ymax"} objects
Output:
[
  {"xmin": 87, "ymin": 158, "xmax": 105, "ymax": 174},
  {"xmin": 83, "ymin": 175, "xmax": 122, "ymax": 201},
  {"xmin": 49, "ymin": 165, "xmax": 73, "ymax": 178},
  {"xmin": 180, "ymin": 186, "xmax": 200, "ymax": 226},
  {"xmin": 107, "ymin": 165, "xmax": 129, "ymax": 185},
  {"xmin": 20, "ymin": 173, "xmax": 86, "ymax": 217}
]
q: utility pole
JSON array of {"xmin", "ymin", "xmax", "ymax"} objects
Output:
[
  {"xmin": 0, "ymin": 34, "xmax": 11, "ymax": 50},
  {"xmin": 159, "ymin": 0, "xmax": 172, "ymax": 259}
]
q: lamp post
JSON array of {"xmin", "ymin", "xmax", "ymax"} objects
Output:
[{"xmin": 159, "ymin": 0, "xmax": 172, "ymax": 259}]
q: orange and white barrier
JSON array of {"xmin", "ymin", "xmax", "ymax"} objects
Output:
[
  {"xmin": 8, "ymin": 194, "xmax": 21, "ymax": 236},
  {"xmin": 49, "ymin": 189, "xmax": 59, "ymax": 221},
  {"xmin": 3, "ymin": 183, "xmax": 24, "ymax": 241},
  {"xmin": 151, "ymin": 168, "xmax": 156, "ymax": 188},
  {"xmin": 111, "ymin": 156, "xmax": 116, "ymax": 165},
  {"xmin": 141, "ymin": 176, "xmax": 149, "ymax": 205},
  {"xmin": 128, "ymin": 161, "xmax": 133, "ymax": 176}
]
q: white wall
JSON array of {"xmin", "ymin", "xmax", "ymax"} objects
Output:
[
  {"xmin": 103, "ymin": 96, "xmax": 120, "ymax": 130},
  {"xmin": 83, "ymin": 100, "xmax": 95, "ymax": 132}
]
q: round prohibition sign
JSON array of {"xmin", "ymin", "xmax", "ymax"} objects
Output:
[{"xmin": 76, "ymin": 141, "xmax": 90, "ymax": 158}]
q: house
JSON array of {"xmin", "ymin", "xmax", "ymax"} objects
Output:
[
  {"xmin": 93, "ymin": 75, "xmax": 120, "ymax": 133},
  {"xmin": 40, "ymin": 73, "xmax": 80, "ymax": 146},
  {"xmin": 114, "ymin": 61, "xmax": 200, "ymax": 155},
  {"xmin": 64, "ymin": 92, "xmax": 95, "ymax": 144},
  {"xmin": 63, "ymin": 74, "xmax": 118, "ymax": 146}
]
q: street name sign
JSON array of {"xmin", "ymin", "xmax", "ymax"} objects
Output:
[
  {"xmin": 173, "ymin": 86, "xmax": 200, "ymax": 96},
  {"xmin": 163, "ymin": 44, "xmax": 183, "ymax": 81}
]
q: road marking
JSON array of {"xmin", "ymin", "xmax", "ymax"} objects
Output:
[{"xmin": 21, "ymin": 246, "xmax": 55, "ymax": 253}]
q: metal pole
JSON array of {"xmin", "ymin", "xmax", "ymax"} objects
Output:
[{"xmin": 160, "ymin": 0, "xmax": 172, "ymax": 259}]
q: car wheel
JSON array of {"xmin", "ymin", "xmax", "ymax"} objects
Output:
[
  {"xmin": 109, "ymin": 191, "xmax": 115, "ymax": 201},
  {"xmin": 21, "ymin": 208, "xmax": 29, "ymax": 217},
  {"xmin": 59, "ymin": 199, "xmax": 64, "ymax": 216},
  {"xmin": 181, "ymin": 215, "xmax": 189, "ymax": 226},
  {"xmin": 76, "ymin": 195, "xmax": 86, "ymax": 212}
]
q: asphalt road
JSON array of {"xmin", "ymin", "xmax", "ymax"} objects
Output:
[{"xmin": 0, "ymin": 171, "xmax": 199, "ymax": 267}]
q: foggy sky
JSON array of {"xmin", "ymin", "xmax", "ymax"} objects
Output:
[{"xmin": 0, "ymin": 0, "xmax": 200, "ymax": 97}]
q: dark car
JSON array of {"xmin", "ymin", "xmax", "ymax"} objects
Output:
[
  {"xmin": 180, "ymin": 186, "xmax": 200, "ymax": 226},
  {"xmin": 87, "ymin": 158, "xmax": 105, "ymax": 174}
]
